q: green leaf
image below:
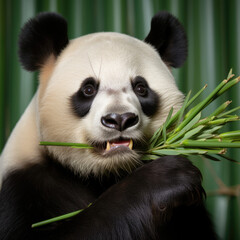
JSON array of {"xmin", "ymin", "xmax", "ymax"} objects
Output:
[
  {"xmin": 165, "ymin": 107, "xmax": 174, "ymax": 126},
  {"xmin": 186, "ymin": 84, "xmax": 207, "ymax": 108},
  {"xmin": 175, "ymin": 79, "xmax": 228, "ymax": 133},
  {"xmin": 176, "ymin": 91, "xmax": 191, "ymax": 127},
  {"xmin": 149, "ymin": 126, "xmax": 163, "ymax": 148},
  {"xmin": 180, "ymin": 125, "xmax": 205, "ymax": 141},
  {"xmin": 196, "ymin": 126, "xmax": 223, "ymax": 139},
  {"xmin": 196, "ymin": 133, "xmax": 215, "ymax": 139},
  {"xmin": 32, "ymin": 209, "xmax": 84, "ymax": 228},
  {"xmin": 166, "ymin": 113, "xmax": 202, "ymax": 144},
  {"xmin": 151, "ymin": 149, "xmax": 182, "ymax": 155},
  {"xmin": 163, "ymin": 107, "xmax": 174, "ymax": 143}
]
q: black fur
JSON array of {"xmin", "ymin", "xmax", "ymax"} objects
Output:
[
  {"xmin": 18, "ymin": 12, "xmax": 69, "ymax": 71},
  {"xmin": 132, "ymin": 76, "xmax": 160, "ymax": 116},
  {"xmin": 71, "ymin": 77, "xmax": 99, "ymax": 118},
  {"xmin": 144, "ymin": 11, "xmax": 187, "ymax": 68},
  {"xmin": 0, "ymin": 155, "xmax": 217, "ymax": 240}
]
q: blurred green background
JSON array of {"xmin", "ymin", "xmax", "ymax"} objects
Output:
[{"xmin": 0, "ymin": 0, "xmax": 239, "ymax": 239}]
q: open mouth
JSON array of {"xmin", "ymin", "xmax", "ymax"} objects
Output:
[
  {"xmin": 91, "ymin": 138, "xmax": 134, "ymax": 155},
  {"xmin": 106, "ymin": 139, "xmax": 133, "ymax": 151}
]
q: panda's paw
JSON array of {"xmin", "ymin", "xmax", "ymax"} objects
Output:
[{"xmin": 126, "ymin": 155, "xmax": 205, "ymax": 212}]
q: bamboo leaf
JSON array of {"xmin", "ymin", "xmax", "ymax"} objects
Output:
[
  {"xmin": 180, "ymin": 125, "xmax": 205, "ymax": 141},
  {"xmin": 149, "ymin": 126, "xmax": 163, "ymax": 147},
  {"xmin": 151, "ymin": 149, "xmax": 182, "ymax": 155},
  {"xmin": 162, "ymin": 125, "xmax": 167, "ymax": 143},
  {"xmin": 185, "ymin": 84, "xmax": 207, "ymax": 108},
  {"xmin": 176, "ymin": 91, "xmax": 191, "ymax": 126},
  {"xmin": 171, "ymin": 85, "xmax": 207, "ymax": 125},
  {"xmin": 197, "ymin": 134, "xmax": 216, "ymax": 139},
  {"xmin": 166, "ymin": 113, "xmax": 202, "ymax": 144},
  {"xmin": 165, "ymin": 107, "xmax": 174, "ymax": 126},
  {"xmin": 197, "ymin": 126, "xmax": 222, "ymax": 137},
  {"xmin": 175, "ymin": 79, "xmax": 228, "ymax": 133},
  {"xmin": 163, "ymin": 107, "xmax": 174, "ymax": 143},
  {"xmin": 32, "ymin": 209, "xmax": 84, "ymax": 228}
]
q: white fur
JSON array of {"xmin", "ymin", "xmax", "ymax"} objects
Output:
[
  {"xmin": 0, "ymin": 94, "xmax": 41, "ymax": 186},
  {"xmin": 0, "ymin": 32, "xmax": 184, "ymax": 183}
]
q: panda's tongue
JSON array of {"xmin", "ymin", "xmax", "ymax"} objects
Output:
[{"xmin": 106, "ymin": 139, "xmax": 133, "ymax": 151}]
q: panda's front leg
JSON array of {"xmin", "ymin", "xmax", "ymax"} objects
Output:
[{"xmin": 48, "ymin": 156, "xmax": 217, "ymax": 240}]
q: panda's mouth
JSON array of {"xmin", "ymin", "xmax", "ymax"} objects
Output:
[
  {"xmin": 91, "ymin": 138, "xmax": 134, "ymax": 155},
  {"xmin": 105, "ymin": 139, "xmax": 133, "ymax": 152}
]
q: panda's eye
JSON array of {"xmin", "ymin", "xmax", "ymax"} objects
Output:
[
  {"xmin": 82, "ymin": 84, "xmax": 96, "ymax": 97},
  {"xmin": 134, "ymin": 83, "xmax": 148, "ymax": 97}
]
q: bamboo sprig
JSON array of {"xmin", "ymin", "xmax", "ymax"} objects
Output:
[
  {"xmin": 40, "ymin": 141, "xmax": 93, "ymax": 148},
  {"xmin": 32, "ymin": 203, "xmax": 92, "ymax": 228},
  {"xmin": 32, "ymin": 209, "xmax": 83, "ymax": 228},
  {"xmin": 40, "ymin": 70, "xmax": 240, "ymax": 160},
  {"xmin": 147, "ymin": 70, "xmax": 240, "ymax": 158}
]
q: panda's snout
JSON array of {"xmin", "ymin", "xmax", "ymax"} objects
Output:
[{"xmin": 101, "ymin": 112, "xmax": 139, "ymax": 131}]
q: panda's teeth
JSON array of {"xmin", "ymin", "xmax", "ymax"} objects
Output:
[
  {"xmin": 106, "ymin": 141, "xmax": 111, "ymax": 151},
  {"xmin": 129, "ymin": 139, "xmax": 133, "ymax": 150},
  {"xmin": 105, "ymin": 139, "xmax": 133, "ymax": 152}
]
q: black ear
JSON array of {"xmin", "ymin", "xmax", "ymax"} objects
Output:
[
  {"xmin": 18, "ymin": 12, "xmax": 69, "ymax": 71},
  {"xmin": 144, "ymin": 11, "xmax": 187, "ymax": 68}
]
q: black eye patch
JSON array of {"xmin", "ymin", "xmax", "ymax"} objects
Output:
[
  {"xmin": 131, "ymin": 76, "xmax": 160, "ymax": 116},
  {"xmin": 70, "ymin": 77, "xmax": 99, "ymax": 118}
]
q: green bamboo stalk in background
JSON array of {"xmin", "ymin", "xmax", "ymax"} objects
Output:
[
  {"xmin": 5, "ymin": 0, "xmax": 21, "ymax": 133},
  {"xmin": 0, "ymin": 0, "xmax": 5, "ymax": 150},
  {"xmin": 19, "ymin": 0, "xmax": 36, "ymax": 114},
  {"xmin": 226, "ymin": 1, "xmax": 240, "ymax": 239}
]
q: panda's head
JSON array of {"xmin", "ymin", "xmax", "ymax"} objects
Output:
[{"xmin": 18, "ymin": 12, "xmax": 187, "ymax": 176}]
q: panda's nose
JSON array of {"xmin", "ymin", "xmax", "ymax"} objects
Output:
[{"xmin": 101, "ymin": 112, "xmax": 139, "ymax": 131}]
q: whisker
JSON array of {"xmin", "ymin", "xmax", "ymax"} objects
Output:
[
  {"xmin": 87, "ymin": 54, "xmax": 97, "ymax": 79},
  {"xmin": 98, "ymin": 56, "xmax": 103, "ymax": 80}
]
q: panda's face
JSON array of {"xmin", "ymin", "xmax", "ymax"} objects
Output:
[{"xmin": 38, "ymin": 32, "xmax": 183, "ymax": 176}]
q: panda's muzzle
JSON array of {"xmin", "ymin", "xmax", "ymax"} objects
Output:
[{"xmin": 91, "ymin": 113, "xmax": 139, "ymax": 155}]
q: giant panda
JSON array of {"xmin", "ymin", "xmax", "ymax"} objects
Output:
[{"xmin": 0, "ymin": 12, "xmax": 217, "ymax": 240}]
